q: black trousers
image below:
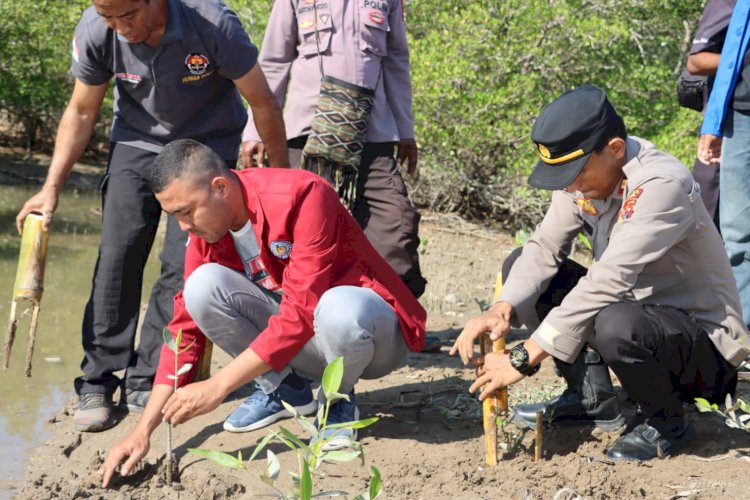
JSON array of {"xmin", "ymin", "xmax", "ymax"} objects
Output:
[
  {"xmin": 75, "ymin": 144, "xmax": 188, "ymax": 395},
  {"xmin": 289, "ymin": 138, "xmax": 426, "ymax": 297},
  {"xmin": 503, "ymin": 247, "xmax": 737, "ymax": 423}
]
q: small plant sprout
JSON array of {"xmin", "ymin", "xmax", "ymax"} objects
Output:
[
  {"xmin": 162, "ymin": 327, "xmax": 194, "ymax": 483},
  {"xmin": 694, "ymin": 394, "xmax": 750, "ymax": 433},
  {"xmin": 494, "ymin": 414, "xmax": 527, "ymax": 457},
  {"xmin": 189, "ymin": 357, "xmax": 382, "ymax": 499}
]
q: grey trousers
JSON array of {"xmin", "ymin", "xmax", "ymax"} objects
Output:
[{"xmin": 183, "ymin": 263, "xmax": 408, "ymax": 394}]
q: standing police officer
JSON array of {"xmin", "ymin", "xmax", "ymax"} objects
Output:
[
  {"xmin": 241, "ymin": 0, "xmax": 426, "ymax": 298},
  {"xmin": 15, "ymin": 0, "xmax": 289, "ymax": 432},
  {"xmin": 452, "ymin": 86, "xmax": 749, "ymax": 461}
]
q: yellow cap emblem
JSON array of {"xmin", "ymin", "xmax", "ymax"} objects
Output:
[{"xmin": 538, "ymin": 144, "xmax": 551, "ymax": 159}]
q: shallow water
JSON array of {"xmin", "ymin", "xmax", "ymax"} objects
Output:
[{"xmin": 0, "ymin": 185, "xmax": 160, "ymax": 496}]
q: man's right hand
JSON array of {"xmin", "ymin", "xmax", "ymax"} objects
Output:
[
  {"xmin": 449, "ymin": 301, "xmax": 514, "ymax": 365},
  {"xmin": 99, "ymin": 430, "xmax": 151, "ymax": 488},
  {"xmin": 16, "ymin": 187, "xmax": 59, "ymax": 234},
  {"xmin": 240, "ymin": 140, "xmax": 266, "ymax": 169},
  {"xmin": 697, "ymin": 134, "xmax": 722, "ymax": 164}
]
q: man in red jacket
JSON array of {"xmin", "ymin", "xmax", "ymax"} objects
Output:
[{"xmin": 100, "ymin": 139, "xmax": 426, "ymax": 487}]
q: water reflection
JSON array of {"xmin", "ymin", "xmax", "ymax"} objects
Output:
[{"xmin": 0, "ymin": 185, "xmax": 160, "ymax": 494}]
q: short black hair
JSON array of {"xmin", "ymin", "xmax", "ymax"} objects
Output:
[
  {"xmin": 151, "ymin": 139, "xmax": 229, "ymax": 193},
  {"xmin": 592, "ymin": 117, "xmax": 628, "ymax": 153}
]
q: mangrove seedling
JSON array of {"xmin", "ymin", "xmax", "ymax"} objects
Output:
[
  {"xmin": 162, "ymin": 327, "xmax": 194, "ymax": 483},
  {"xmin": 695, "ymin": 394, "xmax": 750, "ymax": 433},
  {"xmin": 189, "ymin": 356, "xmax": 382, "ymax": 499}
]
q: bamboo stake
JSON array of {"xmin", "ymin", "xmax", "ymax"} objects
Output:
[
  {"xmin": 3, "ymin": 301, "xmax": 18, "ymax": 369},
  {"xmin": 481, "ymin": 272, "xmax": 509, "ymax": 465},
  {"xmin": 4, "ymin": 213, "xmax": 49, "ymax": 377},
  {"xmin": 24, "ymin": 304, "xmax": 41, "ymax": 377},
  {"xmin": 194, "ymin": 339, "xmax": 213, "ymax": 381},
  {"xmin": 535, "ymin": 410, "xmax": 543, "ymax": 462}
]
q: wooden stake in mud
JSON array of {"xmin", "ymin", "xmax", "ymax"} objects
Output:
[
  {"xmin": 194, "ymin": 339, "xmax": 213, "ymax": 381},
  {"xmin": 534, "ymin": 410, "xmax": 543, "ymax": 462},
  {"xmin": 4, "ymin": 213, "xmax": 50, "ymax": 377},
  {"xmin": 480, "ymin": 273, "xmax": 509, "ymax": 466}
]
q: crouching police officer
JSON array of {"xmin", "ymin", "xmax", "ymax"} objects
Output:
[{"xmin": 451, "ymin": 85, "xmax": 750, "ymax": 461}]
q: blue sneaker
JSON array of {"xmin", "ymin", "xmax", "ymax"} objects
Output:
[
  {"xmin": 223, "ymin": 381, "xmax": 317, "ymax": 433},
  {"xmin": 313, "ymin": 391, "xmax": 360, "ymax": 451}
]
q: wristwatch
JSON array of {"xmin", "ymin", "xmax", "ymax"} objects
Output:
[{"xmin": 508, "ymin": 344, "xmax": 540, "ymax": 377}]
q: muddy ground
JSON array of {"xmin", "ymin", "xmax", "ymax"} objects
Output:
[{"xmin": 6, "ymin": 149, "xmax": 750, "ymax": 499}]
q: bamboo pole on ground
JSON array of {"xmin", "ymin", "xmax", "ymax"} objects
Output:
[
  {"xmin": 535, "ymin": 410, "xmax": 543, "ymax": 462},
  {"xmin": 3, "ymin": 213, "xmax": 49, "ymax": 377},
  {"xmin": 481, "ymin": 272, "xmax": 509, "ymax": 465}
]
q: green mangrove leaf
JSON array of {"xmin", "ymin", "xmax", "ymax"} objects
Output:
[
  {"xmin": 266, "ymin": 450, "xmax": 281, "ymax": 481},
  {"xmin": 187, "ymin": 448, "xmax": 244, "ymax": 469},
  {"xmin": 300, "ymin": 459, "xmax": 313, "ymax": 500},
  {"xmin": 369, "ymin": 465, "xmax": 382, "ymax": 499},
  {"xmin": 250, "ymin": 432, "xmax": 276, "ymax": 461},
  {"xmin": 281, "ymin": 400, "xmax": 301, "ymax": 418},
  {"xmin": 296, "ymin": 415, "xmax": 319, "ymax": 437},
  {"xmin": 319, "ymin": 450, "xmax": 361, "ymax": 462},
  {"xmin": 278, "ymin": 425, "xmax": 309, "ymax": 451},
  {"xmin": 322, "ymin": 357, "xmax": 344, "ymax": 399},
  {"xmin": 176, "ymin": 328, "xmax": 184, "ymax": 350},
  {"xmin": 325, "ymin": 417, "xmax": 379, "ymax": 430},
  {"xmin": 162, "ymin": 328, "xmax": 176, "ymax": 352},
  {"xmin": 694, "ymin": 398, "xmax": 714, "ymax": 413}
]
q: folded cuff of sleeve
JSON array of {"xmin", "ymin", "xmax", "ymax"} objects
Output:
[{"xmin": 530, "ymin": 320, "xmax": 585, "ymax": 364}]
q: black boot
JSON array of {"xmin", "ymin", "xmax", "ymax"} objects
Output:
[
  {"xmin": 607, "ymin": 416, "xmax": 695, "ymax": 461},
  {"xmin": 512, "ymin": 351, "xmax": 625, "ymax": 431}
]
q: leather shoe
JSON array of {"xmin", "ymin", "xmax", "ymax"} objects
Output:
[{"xmin": 607, "ymin": 421, "xmax": 695, "ymax": 461}]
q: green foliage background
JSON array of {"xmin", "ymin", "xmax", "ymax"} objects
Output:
[
  {"xmin": 0, "ymin": 0, "xmax": 707, "ymax": 229},
  {"xmin": 0, "ymin": 0, "xmax": 90, "ymax": 148}
]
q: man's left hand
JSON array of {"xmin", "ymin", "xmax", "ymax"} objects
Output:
[
  {"xmin": 397, "ymin": 138, "xmax": 418, "ymax": 176},
  {"xmin": 161, "ymin": 379, "xmax": 225, "ymax": 426},
  {"xmin": 470, "ymin": 351, "xmax": 525, "ymax": 401}
]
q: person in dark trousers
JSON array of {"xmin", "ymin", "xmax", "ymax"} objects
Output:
[
  {"xmin": 699, "ymin": 0, "xmax": 750, "ymax": 333},
  {"xmin": 687, "ymin": 0, "xmax": 735, "ymax": 229},
  {"xmin": 240, "ymin": 0, "xmax": 426, "ymax": 299},
  {"xmin": 452, "ymin": 86, "xmax": 749, "ymax": 461},
  {"xmin": 15, "ymin": 0, "xmax": 289, "ymax": 432}
]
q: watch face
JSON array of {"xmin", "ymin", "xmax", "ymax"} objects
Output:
[{"xmin": 509, "ymin": 346, "xmax": 527, "ymax": 368}]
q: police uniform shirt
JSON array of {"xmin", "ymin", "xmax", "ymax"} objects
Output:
[
  {"xmin": 71, "ymin": 0, "xmax": 258, "ymax": 160},
  {"xmin": 243, "ymin": 0, "xmax": 414, "ymax": 143},
  {"xmin": 499, "ymin": 137, "xmax": 750, "ymax": 367}
]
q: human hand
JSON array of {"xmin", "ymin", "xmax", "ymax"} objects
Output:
[
  {"xmin": 697, "ymin": 134, "xmax": 722, "ymax": 164},
  {"xmin": 16, "ymin": 188, "xmax": 59, "ymax": 234},
  {"xmin": 449, "ymin": 301, "xmax": 513, "ymax": 365},
  {"xmin": 397, "ymin": 138, "xmax": 418, "ymax": 176},
  {"xmin": 99, "ymin": 430, "xmax": 150, "ymax": 488},
  {"xmin": 161, "ymin": 379, "xmax": 225, "ymax": 426},
  {"xmin": 240, "ymin": 140, "xmax": 266, "ymax": 169},
  {"xmin": 469, "ymin": 351, "xmax": 524, "ymax": 401}
]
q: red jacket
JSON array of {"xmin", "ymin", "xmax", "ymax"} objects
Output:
[{"xmin": 155, "ymin": 168, "xmax": 426, "ymax": 386}]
